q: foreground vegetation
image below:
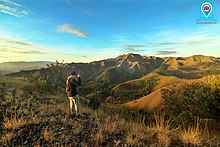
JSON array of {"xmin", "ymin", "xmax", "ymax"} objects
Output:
[
  {"xmin": 0, "ymin": 76, "xmax": 219, "ymax": 146},
  {"xmin": 163, "ymin": 83, "xmax": 220, "ymax": 124}
]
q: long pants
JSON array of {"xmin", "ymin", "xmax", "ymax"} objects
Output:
[{"xmin": 68, "ymin": 95, "xmax": 80, "ymax": 116}]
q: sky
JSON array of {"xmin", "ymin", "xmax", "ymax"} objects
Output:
[{"xmin": 0, "ymin": 0, "xmax": 220, "ymax": 63}]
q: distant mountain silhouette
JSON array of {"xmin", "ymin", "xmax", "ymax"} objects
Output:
[{"xmin": 0, "ymin": 61, "xmax": 54, "ymax": 75}]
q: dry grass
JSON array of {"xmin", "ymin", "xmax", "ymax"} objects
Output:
[
  {"xmin": 103, "ymin": 116, "xmax": 119, "ymax": 133},
  {"xmin": 93, "ymin": 116, "xmax": 119, "ymax": 143},
  {"xmin": 126, "ymin": 129, "xmax": 143, "ymax": 145},
  {"xmin": 93, "ymin": 113, "xmax": 127, "ymax": 146},
  {"xmin": 0, "ymin": 132, "xmax": 15, "ymax": 144},
  {"xmin": 71, "ymin": 121, "xmax": 83, "ymax": 134},
  {"xmin": 57, "ymin": 103, "xmax": 69, "ymax": 115},
  {"xmin": 180, "ymin": 120, "xmax": 203, "ymax": 145},
  {"xmin": 147, "ymin": 112, "xmax": 177, "ymax": 146},
  {"xmin": 148, "ymin": 112, "xmax": 176, "ymax": 134},
  {"xmin": 3, "ymin": 114, "xmax": 28, "ymax": 129},
  {"xmin": 40, "ymin": 104, "xmax": 57, "ymax": 115},
  {"xmin": 94, "ymin": 129, "xmax": 104, "ymax": 146},
  {"xmin": 93, "ymin": 116, "xmax": 104, "ymax": 145},
  {"xmin": 157, "ymin": 132, "xmax": 170, "ymax": 147},
  {"xmin": 81, "ymin": 105, "xmax": 94, "ymax": 114},
  {"xmin": 43, "ymin": 127, "xmax": 54, "ymax": 141},
  {"xmin": 126, "ymin": 121, "xmax": 146, "ymax": 146}
]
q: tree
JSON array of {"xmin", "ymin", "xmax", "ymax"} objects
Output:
[
  {"xmin": 162, "ymin": 82, "xmax": 220, "ymax": 124},
  {"xmin": 46, "ymin": 60, "xmax": 66, "ymax": 88},
  {"xmin": 88, "ymin": 97, "xmax": 101, "ymax": 112}
]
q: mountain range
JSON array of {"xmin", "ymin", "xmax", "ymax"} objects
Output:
[{"xmin": 6, "ymin": 53, "xmax": 220, "ymax": 111}]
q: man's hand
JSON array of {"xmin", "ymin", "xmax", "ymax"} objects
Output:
[{"xmin": 77, "ymin": 74, "xmax": 80, "ymax": 78}]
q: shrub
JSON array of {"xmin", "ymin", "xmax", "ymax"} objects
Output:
[
  {"xmin": 112, "ymin": 80, "xmax": 156, "ymax": 103},
  {"xmin": 88, "ymin": 97, "xmax": 101, "ymax": 111},
  {"xmin": 162, "ymin": 82, "xmax": 220, "ymax": 124}
]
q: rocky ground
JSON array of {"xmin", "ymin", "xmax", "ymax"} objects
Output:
[{"xmin": 0, "ymin": 90, "xmax": 187, "ymax": 147}]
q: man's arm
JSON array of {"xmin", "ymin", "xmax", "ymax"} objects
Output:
[
  {"xmin": 71, "ymin": 75, "xmax": 81, "ymax": 85},
  {"xmin": 76, "ymin": 77, "xmax": 81, "ymax": 85}
]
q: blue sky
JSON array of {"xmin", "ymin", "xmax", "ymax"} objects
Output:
[{"xmin": 0, "ymin": 0, "xmax": 220, "ymax": 63}]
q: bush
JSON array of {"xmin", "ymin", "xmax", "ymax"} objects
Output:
[
  {"xmin": 112, "ymin": 80, "xmax": 156, "ymax": 103},
  {"xmin": 162, "ymin": 83, "xmax": 220, "ymax": 124},
  {"xmin": 88, "ymin": 97, "xmax": 101, "ymax": 111}
]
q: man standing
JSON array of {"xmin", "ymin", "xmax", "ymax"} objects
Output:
[{"xmin": 66, "ymin": 70, "xmax": 81, "ymax": 117}]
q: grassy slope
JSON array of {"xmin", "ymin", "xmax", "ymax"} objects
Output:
[
  {"xmin": 124, "ymin": 89, "xmax": 163, "ymax": 111},
  {"xmin": 113, "ymin": 72, "xmax": 188, "ymax": 91},
  {"xmin": 96, "ymin": 67, "xmax": 134, "ymax": 84},
  {"xmin": 123, "ymin": 73, "xmax": 220, "ymax": 111},
  {"xmin": 120, "ymin": 73, "xmax": 194, "ymax": 111}
]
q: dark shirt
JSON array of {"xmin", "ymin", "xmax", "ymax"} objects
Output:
[{"xmin": 66, "ymin": 76, "xmax": 81, "ymax": 97}]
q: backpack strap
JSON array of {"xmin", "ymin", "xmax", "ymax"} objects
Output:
[{"xmin": 66, "ymin": 76, "xmax": 72, "ymax": 92}]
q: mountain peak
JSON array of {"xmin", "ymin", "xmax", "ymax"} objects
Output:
[
  {"xmin": 117, "ymin": 53, "xmax": 141, "ymax": 58},
  {"xmin": 188, "ymin": 55, "xmax": 217, "ymax": 62},
  {"xmin": 124, "ymin": 53, "xmax": 143, "ymax": 61},
  {"xmin": 126, "ymin": 53, "xmax": 141, "ymax": 56}
]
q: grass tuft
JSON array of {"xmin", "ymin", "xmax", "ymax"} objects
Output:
[
  {"xmin": 43, "ymin": 127, "xmax": 54, "ymax": 141},
  {"xmin": 180, "ymin": 120, "xmax": 203, "ymax": 145},
  {"xmin": 3, "ymin": 114, "xmax": 28, "ymax": 129}
]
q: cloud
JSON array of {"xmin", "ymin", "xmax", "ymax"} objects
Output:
[
  {"xmin": 0, "ymin": 54, "xmax": 23, "ymax": 63},
  {"xmin": 0, "ymin": 38, "xmax": 45, "ymax": 54},
  {"xmin": 0, "ymin": 38, "xmax": 92, "ymax": 63},
  {"xmin": 182, "ymin": 34, "xmax": 219, "ymax": 45},
  {"xmin": 0, "ymin": 0, "xmax": 20, "ymax": 7},
  {"xmin": 20, "ymin": 9, "xmax": 30, "ymax": 15},
  {"xmin": 156, "ymin": 51, "xmax": 177, "ymax": 55},
  {"xmin": 57, "ymin": 24, "xmax": 89, "ymax": 37},
  {"xmin": 141, "ymin": 42, "xmax": 179, "ymax": 48},
  {"xmin": 13, "ymin": 50, "xmax": 43, "ymax": 54},
  {"xmin": 55, "ymin": 52, "xmax": 88, "ymax": 58},
  {"xmin": 0, "ymin": 55, "xmax": 21, "ymax": 59},
  {"xmin": 155, "ymin": 26, "xmax": 220, "ymax": 46},
  {"xmin": 0, "ymin": 8, "xmax": 19, "ymax": 17},
  {"xmin": 123, "ymin": 45, "xmax": 146, "ymax": 48},
  {"xmin": 81, "ymin": 55, "xmax": 88, "ymax": 58},
  {"xmin": 0, "ymin": 3, "xmax": 19, "ymax": 17},
  {"xmin": 123, "ymin": 48, "xmax": 146, "ymax": 52},
  {"xmin": 157, "ymin": 42, "xmax": 177, "ymax": 45},
  {"xmin": 0, "ymin": 0, "xmax": 30, "ymax": 17},
  {"xmin": 0, "ymin": 38, "xmax": 90, "ymax": 61},
  {"xmin": 121, "ymin": 44, "xmax": 146, "ymax": 52},
  {"xmin": 112, "ymin": 35, "xmax": 129, "ymax": 43},
  {"xmin": 65, "ymin": 0, "xmax": 96, "ymax": 16}
]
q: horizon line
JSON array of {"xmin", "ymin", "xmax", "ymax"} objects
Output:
[{"xmin": 0, "ymin": 53, "xmax": 219, "ymax": 64}]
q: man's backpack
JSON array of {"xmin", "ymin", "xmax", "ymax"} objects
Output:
[{"xmin": 66, "ymin": 77, "xmax": 71, "ymax": 93}]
